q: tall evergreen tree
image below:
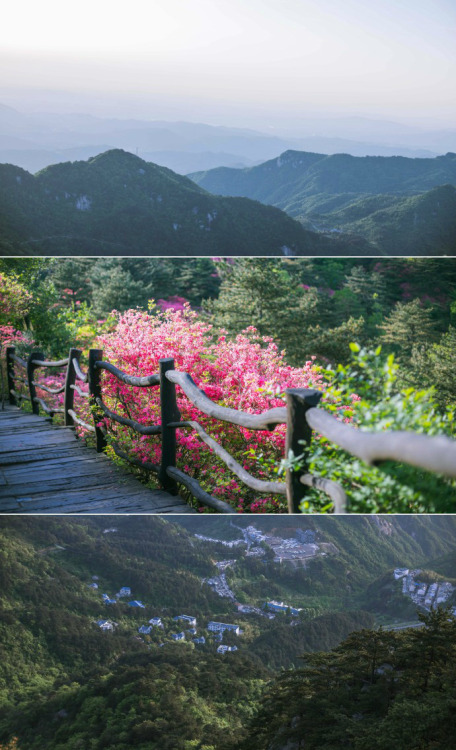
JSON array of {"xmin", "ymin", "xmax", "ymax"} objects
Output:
[
  {"xmin": 408, "ymin": 326, "xmax": 456, "ymax": 406},
  {"xmin": 205, "ymin": 258, "xmax": 321, "ymax": 365},
  {"xmin": 380, "ymin": 299, "xmax": 438, "ymax": 358}
]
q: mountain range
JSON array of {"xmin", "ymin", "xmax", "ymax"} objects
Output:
[
  {"xmin": 1, "ymin": 144, "xmax": 455, "ymax": 256},
  {"xmin": 1, "ymin": 102, "xmax": 454, "ymax": 175},
  {"xmin": 0, "ymin": 149, "xmax": 370, "ymax": 256},
  {"xmin": 189, "ymin": 150, "xmax": 456, "ymax": 253}
]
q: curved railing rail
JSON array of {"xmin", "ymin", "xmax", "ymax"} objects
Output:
[{"xmin": 5, "ymin": 346, "xmax": 456, "ymax": 514}]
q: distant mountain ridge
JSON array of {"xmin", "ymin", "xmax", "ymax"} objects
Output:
[
  {"xmin": 0, "ymin": 149, "xmax": 374, "ymax": 256},
  {"xmin": 1, "ymin": 101, "xmax": 451, "ymax": 175},
  {"xmin": 189, "ymin": 150, "xmax": 456, "ymax": 253},
  {"xmin": 189, "ymin": 149, "xmax": 456, "ymax": 202}
]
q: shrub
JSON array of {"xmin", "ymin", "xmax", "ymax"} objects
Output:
[
  {"xmin": 284, "ymin": 346, "xmax": 456, "ymax": 513},
  {"xmin": 94, "ymin": 304, "xmax": 325, "ymax": 511}
]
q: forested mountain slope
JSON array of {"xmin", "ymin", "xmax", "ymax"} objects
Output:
[
  {"xmin": 0, "ymin": 149, "xmax": 366, "ymax": 256},
  {"xmin": 190, "ymin": 150, "xmax": 456, "ymax": 253},
  {"xmin": 1, "ymin": 516, "xmax": 455, "ymax": 749}
]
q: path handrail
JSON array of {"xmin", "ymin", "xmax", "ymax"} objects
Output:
[
  {"xmin": 5, "ymin": 346, "xmax": 456, "ymax": 514},
  {"xmin": 166, "ymin": 370, "xmax": 287, "ymax": 430},
  {"xmin": 95, "ymin": 360, "xmax": 160, "ymax": 388},
  {"xmin": 305, "ymin": 406, "xmax": 456, "ymax": 479}
]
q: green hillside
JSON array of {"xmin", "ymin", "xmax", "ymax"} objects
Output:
[
  {"xmin": 0, "ymin": 516, "xmax": 455, "ymax": 749},
  {"xmin": 190, "ymin": 150, "xmax": 456, "ymax": 204},
  {"xmin": 309, "ymin": 184, "xmax": 456, "ymax": 254},
  {"xmin": 189, "ymin": 150, "xmax": 456, "ymax": 253},
  {"xmin": 241, "ymin": 608, "xmax": 456, "ymax": 750},
  {"xmin": 0, "ymin": 149, "xmax": 364, "ymax": 256}
]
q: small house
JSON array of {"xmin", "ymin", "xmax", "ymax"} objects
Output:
[
  {"xmin": 96, "ymin": 620, "xmax": 114, "ymax": 631},
  {"xmin": 207, "ymin": 621, "xmax": 240, "ymax": 635},
  {"xmin": 118, "ymin": 587, "xmax": 131, "ymax": 597},
  {"xmin": 173, "ymin": 615, "xmax": 197, "ymax": 627},
  {"xmin": 217, "ymin": 645, "xmax": 238, "ymax": 654}
]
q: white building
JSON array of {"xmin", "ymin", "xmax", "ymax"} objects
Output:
[
  {"xmin": 117, "ymin": 587, "xmax": 131, "ymax": 597},
  {"xmin": 207, "ymin": 621, "xmax": 240, "ymax": 635},
  {"xmin": 173, "ymin": 615, "xmax": 197, "ymax": 627}
]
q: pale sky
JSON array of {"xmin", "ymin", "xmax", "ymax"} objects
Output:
[{"xmin": 1, "ymin": 0, "xmax": 455, "ymax": 126}]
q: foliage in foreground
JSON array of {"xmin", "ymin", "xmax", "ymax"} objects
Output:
[
  {"xmin": 94, "ymin": 305, "xmax": 326, "ymax": 512},
  {"xmin": 286, "ymin": 346, "xmax": 456, "ymax": 513},
  {"xmin": 241, "ymin": 607, "xmax": 456, "ymax": 750},
  {"xmin": 2, "ymin": 258, "xmax": 456, "ymax": 513},
  {"xmin": 95, "ymin": 311, "xmax": 456, "ymax": 512}
]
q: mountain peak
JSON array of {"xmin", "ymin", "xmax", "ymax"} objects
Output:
[{"xmin": 87, "ymin": 148, "xmax": 144, "ymax": 166}]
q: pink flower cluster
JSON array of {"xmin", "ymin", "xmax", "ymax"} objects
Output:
[
  {"xmin": 156, "ymin": 296, "xmax": 188, "ymax": 312},
  {"xmin": 0, "ymin": 326, "xmax": 29, "ymax": 349},
  {"xmin": 93, "ymin": 305, "xmax": 326, "ymax": 512}
]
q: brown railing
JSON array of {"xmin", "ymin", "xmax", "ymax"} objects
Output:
[{"xmin": 5, "ymin": 346, "xmax": 456, "ymax": 514}]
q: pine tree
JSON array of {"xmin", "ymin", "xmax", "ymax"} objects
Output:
[
  {"xmin": 205, "ymin": 258, "xmax": 321, "ymax": 365},
  {"xmin": 380, "ymin": 299, "xmax": 438, "ymax": 357},
  {"xmin": 408, "ymin": 326, "xmax": 456, "ymax": 406}
]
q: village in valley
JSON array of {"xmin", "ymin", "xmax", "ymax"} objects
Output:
[
  {"xmin": 91, "ymin": 523, "xmax": 323, "ymax": 653},
  {"xmin": 89, "ymin": 524, "xmax": 456, "ymax": 654}
]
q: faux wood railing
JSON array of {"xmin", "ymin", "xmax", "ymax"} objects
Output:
[{"xmin": 5, "ymin": 346, "xmax": 456, "ymax": 513}]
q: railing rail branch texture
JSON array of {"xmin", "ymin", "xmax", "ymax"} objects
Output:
[{"xmin": 5, "ymin": 346, "xmax": 456, "ymax": 513}]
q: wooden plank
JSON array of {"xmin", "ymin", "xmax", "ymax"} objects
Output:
[
  {"xmin": 12, "ymin": 483, "xmax": 169, "ymax": 504},
  {"xmin": 0, "ymin": 435, "xmax": 78, "ymax": 452},
  {"xmin": 0, "ymin": 470, "xmax": 150, "ymax": 498},
  {"xmin": 1, "ymin": 455, "xmax": 109, "ymax": 476},
  {"xmin": 14, "ymin": 488, "xmax": 192, "ymax": 513},
  {"xmin": 0, "ymin": 406, "xmax": 204, "ymax": 514},
  {"xmin": 0, "ymin": 421, "xmax": 55, "ymax": 432},
  {"xmin": 0, "ymin": 498, "xmax": 21, "ymax": 511},
  {"xmin": 3, "ymin": 465, "xmax": 124, "ymax": 488},
  {"xmin": 18, "ymin": 500, "xmax": 194, "ymax": 514},
  {"xmin": 0, "ymin": 445, "xmax": 90, "ymax": 466},
  {"xmin": 0, "ymin": 415, "xmax": 64, "ymax": 427}
]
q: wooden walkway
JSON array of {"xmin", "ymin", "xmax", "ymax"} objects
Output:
[{"xmin": 0, "ymin": 405, "xmax": 196, "ymax": 514}]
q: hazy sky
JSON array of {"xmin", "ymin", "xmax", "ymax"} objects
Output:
[{"xmin": 2, "ymin": 0, "xmax": 455, "ymax": 127}]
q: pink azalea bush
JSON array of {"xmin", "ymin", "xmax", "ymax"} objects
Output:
[
  {"xmin": 0, "ymin": 274, "xmax": 34, "ymax": 401},
  {"xmin": 0, "ymin": 273, "xmax": 33, "ymax": 354},
  {"xmin": 91, "ymin": 305, "xmax": 327, "ymax": 512},
  {"xmin": 156, "ymin": 296, "xmax": 188, "ymax": 312}
]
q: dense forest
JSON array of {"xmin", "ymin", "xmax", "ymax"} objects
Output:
[
  {"xmin": 1, "ymin": 257, "xmax": 456, "ymax": 512},
  {"xmin": 240, "ymin": 607, "xmax": 456, "ymax": 750},
  {"xmin": 0, "ymin": 516, "xmax": 455, "ymax": 749},
  {"xmin": 3, "ymin": 256, "xmax": 455, "ymax": 381}
]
